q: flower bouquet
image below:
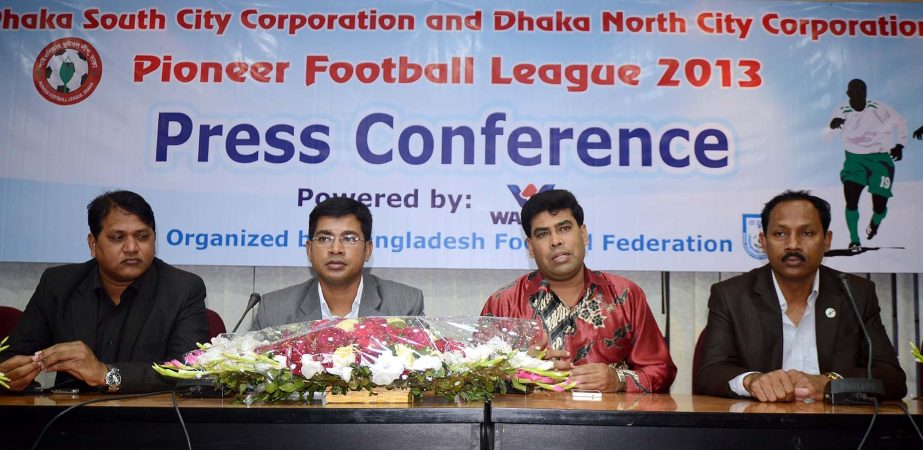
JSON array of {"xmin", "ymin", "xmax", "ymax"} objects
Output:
[{"xmin": 154, "ymin": 316, "xmax": 574, "ymax": 404}]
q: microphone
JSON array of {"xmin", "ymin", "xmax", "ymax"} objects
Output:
[
  {"xmin": 231, "ymin": 292, "xmax": 262, "ymax": 333},
  {"xmin": 823, "ymin": 274, "xmax": 885, "ymax": 405}
]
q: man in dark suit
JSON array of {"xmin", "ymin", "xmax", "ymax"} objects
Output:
[
  {"xmin": 251, "ymin": 197, "xmax": 423, "ymax": 330},
  {"xmin": 0, "ymin": 191, "xmax": 207, "ymax": 394},
  {"xmin": 695, "ymin": 190, "xmax": 905, "ymax": 402}
]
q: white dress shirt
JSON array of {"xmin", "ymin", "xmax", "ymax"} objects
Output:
[
  {"xmin": 729, "ymin": 270, "xmax": 820, "ymax": 397},
  {"xmin": 319, "ymin": 277, "xmax": 364, "ymax": 320}
]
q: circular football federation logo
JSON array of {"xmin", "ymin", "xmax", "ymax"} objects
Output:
[{"xmin": 33, "ymin": 38, "xmax": 102, "ymax": 106}]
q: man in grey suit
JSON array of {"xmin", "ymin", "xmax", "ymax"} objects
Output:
[{"xmin": 251, "ymin": 197, "xmax": 423, "ymax": 330}]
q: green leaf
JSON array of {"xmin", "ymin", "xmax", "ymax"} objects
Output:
[{"xmin": 910, "ymin": 341, "xmax": 923, "ymax": 362}]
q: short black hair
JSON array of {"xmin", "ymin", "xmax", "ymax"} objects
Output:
[
  {"xmin": 309, "ymin": 197, "xmax": 373, "ymax": 240},
  {"xmin": 761, "ymin": 190, "xmax": 831, "ymax": 233},
  {"xmin": 520, "ymin": 189, "xmax": 584, "ymax": 237},
  {"xmin": 847, "ymin": 78, "xmax": 866, "ymax": 95},
  {"xmin": 87, "ymin": 190, "xmax": 156, "ymax": 238}
]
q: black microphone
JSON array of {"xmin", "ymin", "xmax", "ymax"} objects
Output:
[
  {"xmin": 823, "ymin": 274, "xmax": 885, "ymax": 405},
  {"xmin": 231, "ymin": 292, "xmax": 262, "ymax": 333}
]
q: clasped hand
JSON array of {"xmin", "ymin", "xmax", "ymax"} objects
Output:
[
  {"xmin": 744, "ymin": 369, "xmax": 827, "ymax": 403},
  {"xmin": 0, "ymin": 341, "xmax": 107, "ymax": 391},
  {"xmin": 532, "ymin": 334, "xmax": 620, "ymax": 392}
]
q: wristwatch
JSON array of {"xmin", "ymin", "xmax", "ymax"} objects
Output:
[
  {"xmin": 608, "ymin": 363, "xmax": 626, "ymax": 392},
  {"xmin": 103, "ymin": 365, "xmax": 122, "ymax": 393}
]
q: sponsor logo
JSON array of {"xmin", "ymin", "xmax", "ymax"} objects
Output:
[
  {"xmin": 33, "ymin": 38, "xmax": 102, "ymax": 105},
  {"xmin": 506, "ymin": 183, "xmax": 555, "ymax": 207},
  {"xmin": 490, "ymin": 183, "xmax": 555, "ymax": 225},
  {"xmin": 742, "ymin": 213, "xmax": 766, "ymax": 259}
]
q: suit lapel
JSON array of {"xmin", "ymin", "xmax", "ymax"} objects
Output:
[
  {"xmin": 70, "ymin": 268, "xmax": 100, "ymax": 348},
  {"xmin": 753, "ymin": 266, "xmax": 784, "ymax": 370},
  {"xmin": 298, "ymin": 279, "xmax": 322, "ymax": 321},
  {"xmin": 814, "ymin": 267, "xmax": 842, "ymax": 372},
  {"xmin": 358, "ymin": 274, "xmax": 383, "ymax": 316}
]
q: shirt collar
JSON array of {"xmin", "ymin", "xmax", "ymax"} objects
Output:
[
  {"xmin": 525, "ymin": 266, "xmax": 611, "ymax": 294},
  {"xmin": 770, "ymin": 269, "xmax": 820, "ymax": 313},
  {"xmin": 90, "ymin": 265, "xmax": 144, "ymax": 303},
  {"xmin": 319, "ymin": 276, "xmax": 364, "ymax": 320}
]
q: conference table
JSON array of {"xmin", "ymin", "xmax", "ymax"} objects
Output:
[
  {"xmin": 1, "ymin": 391, "xmax": 920, "ymax": 449},
  {"xmin": 490, "ymin": 392, "xmax": 922, "ymax": 449}
]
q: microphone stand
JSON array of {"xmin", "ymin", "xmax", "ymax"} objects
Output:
[
  {"xmin": 823, "ymin": 274, "xmax": 885, "ymax": 405},
  {"xmin": 232, "ymin": 293, "xmax": 262, "ymax": 333}
]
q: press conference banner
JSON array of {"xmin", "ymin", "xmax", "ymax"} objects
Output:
[{"xmin": 1, "ymin": 0, "xmax": 922, "ymax": 272}]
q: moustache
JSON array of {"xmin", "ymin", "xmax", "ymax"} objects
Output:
[{"xmin": 781, "ymin": 252, "xmax": 806, "ymax": 262}]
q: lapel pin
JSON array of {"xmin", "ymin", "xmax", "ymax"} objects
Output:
[{"xmin": 825, "ymin": 308, "xmax": 836, "ymax": 318}]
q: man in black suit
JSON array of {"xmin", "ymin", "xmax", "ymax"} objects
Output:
[
  {"xmin": 695, "ymin": 190, "xmax": 905, "ymax": 402},
  {"xmin": 0, "ymin": 191, "xmax": 207, "ymax": 393}
]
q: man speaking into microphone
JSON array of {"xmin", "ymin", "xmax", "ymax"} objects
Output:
[{"xmin": 694, "ymin": 190, "xmax": 905, "ymax": 402}]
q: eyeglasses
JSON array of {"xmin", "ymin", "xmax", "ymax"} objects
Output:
[{"xmin": 311, "ymin": 234, "xmax": 365, "ymax": 247}]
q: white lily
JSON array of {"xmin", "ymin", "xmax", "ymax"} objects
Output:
[
  {"xmin": 369, "ymin": 350, "xmax": 406, "ymax": 385},
  {"xmin": 300, "ymin": 355, "xmax": 324, "ymax": 379}
]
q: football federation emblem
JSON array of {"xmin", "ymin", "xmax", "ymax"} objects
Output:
[
  {"xmin": 33, "ymin": 38, "xmax": 102, "ymax": 105},
  {"xmin": 742, "ymin": 213, "xmax": 766, "ymax": 259}
]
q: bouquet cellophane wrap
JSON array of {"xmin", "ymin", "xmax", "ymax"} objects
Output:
[{"xmin": 154, "ymin": 316, "xmax": 574, "ymax": 404}]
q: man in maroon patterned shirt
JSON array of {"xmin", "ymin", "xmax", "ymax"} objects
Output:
[{"xmin": 481, "ymin": 189, "xmax": 675, "ymax": 393}]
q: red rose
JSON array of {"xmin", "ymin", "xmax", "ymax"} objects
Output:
[
  {"xmin": 352, "ymin": 327, "xmax": 386, "ymax": 352},
  {"xmin": 362, "ymin": 317, "xmax": 389, "ymax": 328},
  {"xmin": 399, "ymin": 327, "xmax": 434, "ymax": 350},
  {"xmin": 385, "ymin": 324, "xmax": 406, "ymax": 342},
  {"xmin": 435, "ymin": 338, "xmax": 465, "ymax": 353},
  {"xmin": 310, "ymin": 327, "xmax": 350, "ymax": 354}
]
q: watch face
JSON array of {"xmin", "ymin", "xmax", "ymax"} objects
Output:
[{"xmin": 105, "ymin": 367, "xmax": 122, "ymax": 389}]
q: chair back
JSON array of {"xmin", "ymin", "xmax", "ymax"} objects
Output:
[
  {"xmin": 691, "ymin": 329, "xmax": 705, "ymax": 394},
  {"xmin": 206, "ymin": 308, "xmax": 227, "ymax": 339},
  {"xmin": 0, "ymin": 306, "xmax": 23, "ymax": 338}
]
